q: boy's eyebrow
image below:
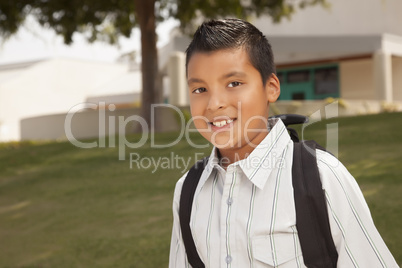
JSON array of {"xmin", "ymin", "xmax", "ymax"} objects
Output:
[
  {"xmin": 221, "ymin": 71, "xmax": 247, "ymax": 80},
  {"xmin": 187, "ymin": 71, "xmax": 247, "ymax": 85},
  {"xmin": 187, "ymin": 77, "xmax": 204, "ymax": 85}
]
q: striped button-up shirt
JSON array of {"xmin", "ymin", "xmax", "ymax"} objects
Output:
[{"xmin": 169, "ymin": 119, "xmax": 398, "ymax": 268}]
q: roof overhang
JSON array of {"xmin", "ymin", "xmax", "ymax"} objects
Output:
[{"xmin": 269, "ymin": 33, "xmax": 402, "ymax": 65}]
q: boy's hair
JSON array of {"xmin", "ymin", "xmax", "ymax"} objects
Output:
[{"xmin": 185, "ymin": 18, "xmax": 276, "ymax": 85}]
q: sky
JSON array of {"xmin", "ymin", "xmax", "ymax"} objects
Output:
[{"xmin": 0, "ymin": 15, "xmax": 180, "ymax": 65}]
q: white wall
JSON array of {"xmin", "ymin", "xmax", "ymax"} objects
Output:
[
  {"xmin": 340, "ymin": 58, "xmax": 376, "ymax": 100},
  {"xmin": 392, "ymin": 56, "xmax": 402, "ymax": 101},
  {"xmin": 20, "ymin": 106, "xmax": 188, "ymax": 141},
  {"xmin": 339, "ymin": 56, "xmax": 402, "ymax": 102},
  {"xmin": 0, "ymin": 59, "xmax": 128, "ymax": 141}
]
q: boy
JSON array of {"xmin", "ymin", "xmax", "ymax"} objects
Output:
[{"xmin": 169, "ymin": 18, "xmax": 398, "ymax": 267}]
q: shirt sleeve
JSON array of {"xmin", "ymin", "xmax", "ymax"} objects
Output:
[
  {"xmin": 316, "ymin": 150, "xmax": 399, "ymax": 268},
  {"xmin": 169, "ymin": 173, "xmax": 191, "ymax": 268}
]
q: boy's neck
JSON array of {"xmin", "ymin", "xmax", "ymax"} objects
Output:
[{"xmin": 217, "ymin": 131, "xmax": 269, "ymax": 170}]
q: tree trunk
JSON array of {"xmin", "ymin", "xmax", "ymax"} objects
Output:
[{"xmin": 135, "ymin": 0, "xmax": 158, "ymax": 132}]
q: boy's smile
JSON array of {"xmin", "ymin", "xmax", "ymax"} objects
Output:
[{"xmin": 187, "ymin": 48, "xmax": 280, "ymax": 164}]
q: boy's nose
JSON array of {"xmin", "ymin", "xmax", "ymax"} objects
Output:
[{"xmin": 207, "ymin": 91, "xmax": 227, "ymax": 111}]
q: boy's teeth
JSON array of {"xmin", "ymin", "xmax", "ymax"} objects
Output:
[{"xmin": 212, "ymin": 119, "xmax": 234, "ymax": 127}]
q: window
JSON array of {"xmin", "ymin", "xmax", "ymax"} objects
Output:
[
  {"xmin": 287, "ymin": 70, "xmax": 310, "ymax": 83},
  {"xmin": 314, "ymin": 67, "xmax": 338, "ymax": 95},
  {"xmin": 292, "ymin": 92, "xmax": 305, "ymax": 100},
  {"xmin": 276, "ymin": 65, "xmax": 339, "ymax": 100}
]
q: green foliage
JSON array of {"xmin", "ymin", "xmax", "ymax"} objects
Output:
[
  {"xmin": 172, "ymin": 0, "xmax": 328, "ymax": 35},
  {"xmin": 0, "ymin": 0, "xmax": 137, "ymax": 44},
  {"xmin": 0, "ymin": 0, "xmax": 328, "ymax": 44},
  {"xmin": 0, "ymin": 0, "xmax": 27, "ymax": 38},
  {"xmin": 0, "ymin": 113, "xmax": 401, "ymax": 267}
]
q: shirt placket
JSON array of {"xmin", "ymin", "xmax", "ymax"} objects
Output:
[{"xmin": 220, "ymin": 165, "xmax": 239, "ymax": 268}]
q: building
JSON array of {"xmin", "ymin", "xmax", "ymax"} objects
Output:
[
  {"xmin": 270, "ymin": 34, "xmax": 402, "ymax": 103},
  {"xmin": 162, "ymin": 0, "xmax": 402, "ymax": 113},
  {"xmin": 0, "ymin": 58, "xmax": 141, "ymax": 141},
  {"xmin": 253, "ymin": 0, "xmax": 402, "ymax": 103}
]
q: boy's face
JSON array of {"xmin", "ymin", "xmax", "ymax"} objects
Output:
[{"xmin": 187, "ymin": 48, "xmax": 280, "ymax": 154}]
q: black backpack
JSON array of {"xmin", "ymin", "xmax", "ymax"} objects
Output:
[{"xmin": 179, "ymin": 114, "xmax": 338, "ymax": 268}]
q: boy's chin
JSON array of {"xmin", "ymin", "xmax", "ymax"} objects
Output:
[
  {"xmin": 209, "ymin": 137, "xmax": 238, "ymax": 149},
  {"xmin": 213, "ymin": 143, "xmax": 234, "ymax": 150}
]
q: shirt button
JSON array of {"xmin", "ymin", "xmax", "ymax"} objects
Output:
[
  {"xmin": 227, "ymin": 197, "xmax": 233, "ymax": 206},
  {"xmin": 226, "ymin": 255, "xmax": 232, "ymax": 264}
]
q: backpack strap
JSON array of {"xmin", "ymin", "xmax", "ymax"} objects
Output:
[
  {"xmin": 179, "ymin": 157, "xmax": 208, "ymax": 268},
  {"xmin": 292, "ymin": 140, "xmax": 338, "ymax": 268}
]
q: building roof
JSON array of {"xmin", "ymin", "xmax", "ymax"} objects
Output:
[
  {"xmin": 270, "ymin": 33, "xmax": 402, "ymax": 65},
  {"xmin": 0, "ymin": 59, "xmax": 45, "ymax": 71},
  {"xmin": 159, "ymin": 31, "xmax": 402, "ymax": 70}
]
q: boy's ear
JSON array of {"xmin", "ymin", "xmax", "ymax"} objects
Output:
[{"xmin": 265, "ymin": 73, "xmax": 280, "ymax": 103}]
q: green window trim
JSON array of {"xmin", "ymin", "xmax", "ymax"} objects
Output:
[{"xmin": 277, "ymin": 64, "xmax": 340, "ymax": 101}]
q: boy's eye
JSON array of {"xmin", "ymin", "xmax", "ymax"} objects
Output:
[
  {"xmin": 228, "ymin": 81, "xmax": 242, "ymax": 88},
  {"xmin": 193, "ymin": 87, "xmax": 207, "ymax": 94}
]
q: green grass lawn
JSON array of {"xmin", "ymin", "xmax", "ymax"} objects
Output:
[{"xmin": 0, "ymin": 112, "xmax": 401, "ymax": 267}]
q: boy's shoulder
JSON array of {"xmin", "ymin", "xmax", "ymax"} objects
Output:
[
  {"xmin": 174, "ymin": 155, "xmax": 210, "ymax": 193},
  {"xmin": 315, "ymin": 147, "xmax": 346, "ymax": 175},
  {"xmin": 315, "ymin": 148, "xmax": 341, "ymax": 168},
  {"xmin": 174, "ymin": 171, "xmax": 189, "ymax": 196},
  {"xmin": 314, "ymin": 147, "xmax": 360, "ymax": 193}
]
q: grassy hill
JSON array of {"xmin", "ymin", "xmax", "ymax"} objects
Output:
[{"xmin": 0, "ymin": 112, "xmax": 401, "ymax": 267}]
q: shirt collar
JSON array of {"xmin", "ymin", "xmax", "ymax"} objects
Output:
[
  {"xmin": 204, "ymin": 145, "xmax": 220, "ymax": 174},
  {"xmin": 196, "ymin": 147, "xmax": 220, "ymax": 189},
  {"xmin": 200, "ymin": 118, "xmax": 290, "ymax": 190},
  {"xmin": 238, "ymin": 118, "xmax": 290, "ymax": 189}
]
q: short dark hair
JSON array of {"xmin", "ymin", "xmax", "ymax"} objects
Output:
[{"xmin": 185, "ymin": 18, "xmax": 276, "ymax": 85}]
